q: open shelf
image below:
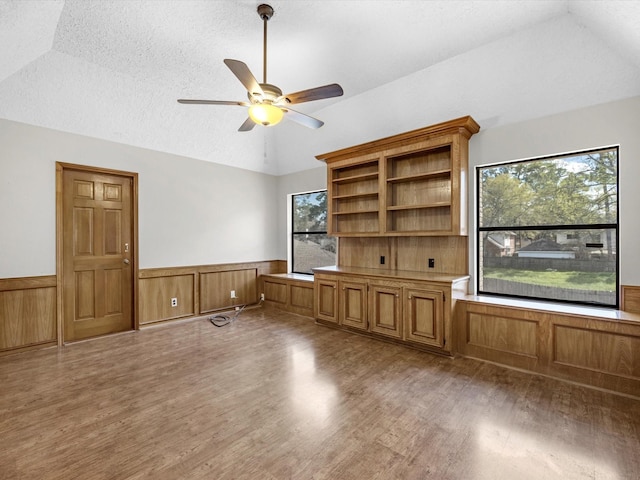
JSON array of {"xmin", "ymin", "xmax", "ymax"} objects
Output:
[
  {"xmin": 386, "ymin": 169, "xmax": 451, "ymax": 184},
  {"xmin": 332, "ymin": 172, "xmax": 379, "ymax": 184},
  {"xmin": 318, "ymin": 116, "xmax": 480, "ymax": 236},
  {"xmin": 386, "ymin": 202, "xmax": 451, "ymax": 211},
  {"xmin": 333, "ymin": 209, "xmax": 379, "ymax": 216},
  {"xmin": 333, "ymin": 192, "xmax": 379, "ymax": 200}
]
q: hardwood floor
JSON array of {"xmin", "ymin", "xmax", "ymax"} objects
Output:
[{"xmin": 1, "ymin": 306, "xmax": 639, "ymax": 479}]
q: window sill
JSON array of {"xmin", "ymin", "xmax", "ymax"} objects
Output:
[
  {"xmin": 461, "ymin": 294, "xmax": 640, "ymax": 325},
  {"xmin": 261, "ymin": 273, "xmax": 314, "ymax": 283}
]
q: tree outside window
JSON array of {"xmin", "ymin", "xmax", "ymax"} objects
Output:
[
  {"xmin": 291, "ymin": 191, "xmax": 336, "ymax": 274},
  {"xmin": 477, "ymin": 147, "xmax": 618, "ymax": 307}
]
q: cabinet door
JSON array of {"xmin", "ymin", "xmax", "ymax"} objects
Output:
[
  {"xmin": 404, "ymin": 287, "xmax": 444, "ymax": 348},
  {"xmin": 315, "ymin": 278, "xmax": 338, "ymax": 323},
  {"xmin": 369, "ymin": 284, "xmax": 403, "ymax": 339},
  {"xmin": 340, "ymin": 280, "xmax": 368, "ymax": 330}
]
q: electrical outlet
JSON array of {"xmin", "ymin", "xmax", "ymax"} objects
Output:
[
  {"xmin": 230, "ymin": 290, "xmax": 236, "ymax": 299},
  {"xmin": 428, "ymin": 258, "xmax": 435, "ymax": 268},
  {"xmin": 171, "ymin": 297, "xmax": 178, "ymax": 307},
  {"xmin": 260, "ymin": 293, "xmax": 265, "ymax": 301},
  {"xmin": 380, "ymin": 255, "xmax": 385, "ymax": 265},
  {"xmin": 235, "ymin": 306, "xmax": 240, "ymax": 311}
]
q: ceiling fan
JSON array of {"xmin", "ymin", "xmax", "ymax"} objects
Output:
[{"xmin": 178, "ymin": 4, "xmax": 343, "ymax": 131}]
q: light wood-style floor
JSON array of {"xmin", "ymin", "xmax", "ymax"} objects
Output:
[{"xmin": 1, "ymin": 307, "xmax": 639, "ymax": 480}]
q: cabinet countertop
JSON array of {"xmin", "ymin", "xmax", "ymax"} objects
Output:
[{"xmin": 312, "ymin": 265, "xmax": 469, "ymax": 284}]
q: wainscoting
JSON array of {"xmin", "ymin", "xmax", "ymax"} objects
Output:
[
  {"xmin": 622, "ymin": 285, "xmax": 640, "ymax": 314},
  {"xmin": 0, "ymin": 276, "xmax": 57, "ymax": 356},
  {"xmin": 0, "ymin": 261, "xmax": 286, "ymax": 354},
  {"xmin": 138, "ymin": 260, "xmax": 286, "ymax": 326},
  {"xmin": 454, "ymin": 296, "xmax": 640, "ymax": 398},
  {"xmin": 261, "ymin": 273, "xmax": 314, "ymax": 317}
]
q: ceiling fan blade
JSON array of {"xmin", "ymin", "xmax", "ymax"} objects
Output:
[
  {"xmin": 177, "ymin": 99, "xmax": 249, "ymax": 106},
  {"xmin": 282, "ymin": 108, "xmax": 324, "ymax": 129},
  {"xmin": 224, "ymin": 59, "xmax": 264, "ymax": 97},
  {"xmin": 238, "ymin": 117, "xmax": 256, "ymax": 132},
  {"xmin": 278, "ymin": 83, "xmax": 343, "ymax": 105}
]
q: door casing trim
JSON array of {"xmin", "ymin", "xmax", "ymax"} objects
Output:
[{"xmin": 56, "ymin": 162, "xmax": 139, "ymax": 346}]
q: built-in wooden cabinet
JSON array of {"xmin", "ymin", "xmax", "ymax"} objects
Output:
[
  {"xmin": 314, "ymin": 117, "xmax": 477, "ymax": 354},
  {"xmin": 369, "ymin": 283, "xmax": 403, "ymax": 339},
  {"xmin": 405, "ymin": 287, "xmax": 445, "ymax": 348},
  {"xmin": 314, "ymin": 266, "xmax": 469, "ymax": 355},
  {"xmin": 340, "ymin": 278, "xmax": 368, "ymax": 330},
  {"xmin": 317, "ymin": 116, "xmax": 479, "ymax": 237},
  {"xmin": 330, "ymin": 155, "xmax": 380, "ymax": 235},
  {"xmin": 315, "ymin": 277, "xmax": 338, "ymax": 323}
]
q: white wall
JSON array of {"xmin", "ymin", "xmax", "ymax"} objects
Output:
[
  {"xmin": 3, "ymin": 96, "xmax": 639, "ymax": 291},
  {"xmin": 0, "ymin": 119, "xmax": 279, "ymax": 278},
  {"xmin": 469, "ymin": 96, "xmax": 640, "ymax": 289}
]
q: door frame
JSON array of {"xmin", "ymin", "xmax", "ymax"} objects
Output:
[{"xmin": 56, "ymin": 162, "xmax": 139, "ymax": 346}]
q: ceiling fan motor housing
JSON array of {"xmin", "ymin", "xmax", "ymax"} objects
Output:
[
  {"xmin": 249, "ymin": 83, "xmax": 282, "ymax": 104},
  {"xmin": 257, "ymin": 4, "xmax": 274, "ymax": 21}
]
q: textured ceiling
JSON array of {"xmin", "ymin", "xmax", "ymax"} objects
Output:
[{"xmin": 1, "ymin": 0, "xmax": 640, "ymax": 175}]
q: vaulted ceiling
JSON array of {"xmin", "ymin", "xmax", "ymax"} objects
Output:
[{"xmin": 1, "ymin": 1, "xmax": 639, "ymax": 175}]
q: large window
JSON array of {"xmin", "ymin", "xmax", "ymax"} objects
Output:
[
  {"xmin": 477, "ymin": 147, "xmax": 618, "ymax": 307},
  {"xmin": 291, "ymin": 190, "xmax": 336, "ymax": 274}
]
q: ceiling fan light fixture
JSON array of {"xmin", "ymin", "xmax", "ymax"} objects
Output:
[{"xmin": 248, "ymin": 103, "xmax": 284, "ymax": 126}]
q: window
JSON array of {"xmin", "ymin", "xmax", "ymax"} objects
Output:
[
  {"xmin": 477, "ymin": 147, "xmax": 618, "ymax": 307},
  {"xmin": 291, "ymin": 190, "xmax": 336, "ymax": 274}
]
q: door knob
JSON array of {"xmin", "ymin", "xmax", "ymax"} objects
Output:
[{"xmin": 123, "ymin": 259, "xmax": 130, "ymax": 265}]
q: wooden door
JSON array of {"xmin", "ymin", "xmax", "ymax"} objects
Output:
[
  {"xmin": 369, "ymin": 284, "xmax": 403, "ymax": 339},
  {"xmin": 404, "ymin": 287, "xmax": 444, "ymax": 348},
  {"xmin": 62, "ymin": 167, "xmax": 134, "ymax": 341},
  {"xmin": 340, "ymin": 279, "xmax": 368, "ymax": 330}
]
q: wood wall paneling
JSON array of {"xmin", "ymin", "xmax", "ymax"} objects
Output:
[
  {"xmin": 467, "ymin": 312, "xmax": 538, "ymax": 358},
  {"xmin": 338, "ymin": 236, "xmax": 468, "ymax": 275},
  {"xmin": 554, "ymin": 325, "xmax": 640, "ymax": 378},
  {"xmin": 290, "ymin": 285, "xmax": 313, "ymax": 314},
  {"xmin": 264, "ymin": 279, "xmax": 287, "ymax": 305},
  {"xmin": 622, "ymin": 285, "xmax": 640, "ymax": 314},
  {"xmin": 0, "ymin": 276, "xmax": 57, "ymax": 353},
  {"xmin": 200, "ymin": 269, "xmax": 257, "ymax": 313},
  {"xmin": 455, "ymin": 299, "xmax": 640, "ymax": 397},
  {"xmin": 262, "ymin": 274, "xmax": 315, "ymax": 317},
  {"xmin": 395, "ymin": 236, "xmax": 468, "ymax": 274},
  {"xmin": 139, "ymin": 274, "xmax": 195, "ymax": 325},
  {"xmin": 338, "ymin": 237, "xmax": 393, "ymax": 269}
]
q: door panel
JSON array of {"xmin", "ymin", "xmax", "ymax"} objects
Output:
[
  {"xmin": 340, "ymin": 280, "xmax": 367, "ymax": 330},
  {"xmin": 370, "ymin": 284, "xmax": 403, "ymax": 338},
  {"xmin": 315, "ymin": 279, "xmax": 338, "ymax": 323},
  {"xmin": 405, "ymin": 288, "xmax": 444, "ymax": 348},
  {"xmin": 63, "ymin": 169, "xmax": 134, "ymax": 341}
]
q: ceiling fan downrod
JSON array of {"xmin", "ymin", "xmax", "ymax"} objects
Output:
[{"xmin": 257, "ymin": 4, "xmax": 274, "ymax": 84}]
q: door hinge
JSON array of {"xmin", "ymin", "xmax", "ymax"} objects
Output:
[
  {"xmin": 442, "ymin": 292, "xmax": 446, "ymax": 302},
  {"xmin": 443, "ymin": 337, "xmax": 446, "ymax": 347}
]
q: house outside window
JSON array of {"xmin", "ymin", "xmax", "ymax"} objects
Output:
[
  {"xmin": 291, "ymin": 190, "xmax": 336, "ymax": 274},
  {"xmin": 477, "ymin": 147, "xmax": 618, "ymax": 307}
]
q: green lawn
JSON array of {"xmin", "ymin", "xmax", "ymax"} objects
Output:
[{"xmin": 483, "ymin": 268, "xmax": 616, "ymax": 291}]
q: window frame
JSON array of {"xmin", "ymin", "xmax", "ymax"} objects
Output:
[
  {"xmin": 475, "ymin": 146, "xmax": 619, "ymax": 308},
  {"xmin": 289, "ymin": 189, "xmax": 336, "ymax": 275}
]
